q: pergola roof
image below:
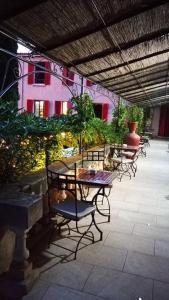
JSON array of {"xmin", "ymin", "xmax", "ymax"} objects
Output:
[{"xmin": 1, "ymin": 0, "xmax": 169, "ymax": 106}]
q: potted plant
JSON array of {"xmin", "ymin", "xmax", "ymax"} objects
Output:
[{"xmin": 125, "ymin": 105, "xmax": 144, "ymax": 146}]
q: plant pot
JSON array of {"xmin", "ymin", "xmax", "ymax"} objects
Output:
[{"xmin": 125, "ymin": 122, "xmax": 140, "ymax": 146}]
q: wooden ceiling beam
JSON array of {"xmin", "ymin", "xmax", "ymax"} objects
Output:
[
  {"xmin": 126, "ymin": 89, "xmax": 168, "ymax": 102},
  {"xmin": 138, "ymin": 95, "xmax": 169, "ymax": 104},
  {"xmin": 115, "ymin": 80, "xmax": 167, "ymax": 95},
  {"xmin": 98, "ymin": 61, "xmax": 168, "ymax": 83},
  {"xmin": 0, "ymin": 0, "xmax": 47, "ymax": 23},
  {"xmin": 69, "ymin": 28, "xmax": 169, "ymax": 66},
  {"xmin": 122, "ymin": 90, "xmax": 165, "ymax": 101},
  {"xmin": 112, "ymin": 75, "xmax": 167, "ymax": 93},
  {"xmin": 134, "ymin": 91, "xmax": 169, "ymax": 101},
  {"xmin": 86, "ymin": 48, "xmax": 169, "ymax": 77},
  {"xmin": 124, "ymin": 90, "xmax": 167, "ymax": 101},
  {"xmin": 151, "ymin": 100, "xmax": 169, "ymax": 106},
  {"xmin": 42, "ymin": 0, "xmax": 169, "ymax": 52},
  {"xmin": 124, "ymin": 84, "xmax": 167, "ymax": 98},
  {"xmin": 138, "ymin": 96, "xmax": 169, "ymax": 105},
  {"xmin": 119, "ymin": 80, "xmax": 164, "ymax": 98},
  {"xmin": 104, "ymin": 68, "xmax": 168, "ymax": 87}
]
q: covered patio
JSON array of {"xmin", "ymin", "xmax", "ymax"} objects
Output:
[
  {"xmin": 1, "ymin": 1, "xmax": 169, "ymax": 300},
  {"xmin": 22, "ymin": 139, "xmax": 169, "ymax": 300},
  {"xmin": 1, "ymin": 0, "xmax": 169, "ymax": 107}
]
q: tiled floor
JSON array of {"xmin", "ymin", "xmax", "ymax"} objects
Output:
[{"xmin": 24, "ymin": 139, "xmax": 169, "ymax": 300}]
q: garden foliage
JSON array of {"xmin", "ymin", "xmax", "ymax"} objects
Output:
[{"xmin": 0, "ymin": 94, "xmax": 113, "ymax": 183}]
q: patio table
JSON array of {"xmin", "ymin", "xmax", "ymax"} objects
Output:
[
  {"xmin": 77, "ymin": 168, "xmax": 117, "ymax": 221},
  {"xmin": 110, "ymin": 144, "xmax": 139, "ymax": 151},
  {"xmin": 110, "ymin": 144, "xmax": 139, "ymax": 159},
  {"xmin": 109, "ymin": 144, "xmax": 146, "ymax": 158},
  {"xmin": 76, "ymin": 168, "xmax": 115, "ymax": 187}
]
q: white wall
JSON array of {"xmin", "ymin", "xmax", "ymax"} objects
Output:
[{"xmin": 151, "ymin": 107, "xmax": 160, "ymax": 136}]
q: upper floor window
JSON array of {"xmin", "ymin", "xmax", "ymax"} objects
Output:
[
  {"xmin": 86, "ymin": 79, "xmax": 93, "ymax": 87},
  {"xmin": 62, "ymin": 67, "xmax": 74, "ymax": 86},
  {"xmin": 28, "ymin": 61, "xmax": 51, "ymax": 85},
  {"xmin": 34, "ymin": 62, "xmax": 45, "ymax": 84}
]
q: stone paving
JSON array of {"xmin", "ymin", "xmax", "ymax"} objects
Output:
[{"xmin": 24, "ymin": 139, "xmax": 169, "ymax": 300}]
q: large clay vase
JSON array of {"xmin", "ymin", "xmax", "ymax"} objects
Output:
[{"xmin": 126, "ymin": 122, "xmax": 140, "ymax": 146}]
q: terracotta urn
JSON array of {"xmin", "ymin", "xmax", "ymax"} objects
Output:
[{"xmin": 126, "ymin": 122, "xmax": 140, "ymax": 146}]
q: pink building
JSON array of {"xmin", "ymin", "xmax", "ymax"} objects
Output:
[{"xmin": 18, "ymin": 54, "xmax": 117, "ymax": 121}]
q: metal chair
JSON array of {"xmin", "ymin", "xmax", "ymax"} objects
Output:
[
  {"xmin": 81, "ymin": 149, "xmax": 106, "ymax": 201},
  {"xmin": 82, "ymin": 147, "xmax": 106, "ymax": 170},
  {"xmin": 140, "ymin": 136, "xmax": 150, "ymax": 147},
  {"xmin": 46, "ymin": 160, "xmax": 102, "ymax": 259},
  {"xmin": 110, "ymin": 148, "xmax": 138, "ymax": 181},
  {"xmin": 81, "ymin": 147, "xmax": 112, "ymax": 221},
  {"xmin": 138, "ymin": 143, "xmax": 147, "ymax": 157}
]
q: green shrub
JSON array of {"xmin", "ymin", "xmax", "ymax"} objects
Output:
[
  {"xmin": 0, "ymin": 102, "xmax": 61, "ymax": 183},
  {"xmin": 111, "ymin": 98, "xmax": 128, "ymax": 143},
  {"xmin": 0, "ymin": 93, "xmax": 116, "ymax": 183}
]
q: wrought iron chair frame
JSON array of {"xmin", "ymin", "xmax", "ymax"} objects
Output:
[
  {"xmin": 81, "ymin": 147, "xmax": 112, "ymax": 221},
  {"xmin": 82, "ymin": 148, "xmax": 106, "ymax": 170},
  {"xmin": 110, "ymin": 147, "xmax": 138, "ymax": 181}
]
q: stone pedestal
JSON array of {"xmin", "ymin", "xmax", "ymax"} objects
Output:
[
  {"xmin": 0, "ymin": 263, "xmax": 39, "ymax": 300},
  {"xmin": 0, "ymin": 191, "xmax": 42, "ymax": 299}
]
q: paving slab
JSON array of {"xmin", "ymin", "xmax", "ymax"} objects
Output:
[
  {"xmin": 139, "ymin": 206, "xmax": 169, "ymax": 216},
  {"xmin": 124, "ymin": 251, "xmax": 169, "ymax": 282},
  {"xmin": 84, "ymin": 265, "xmax": 153, "ymax": 300},
  {"xmin": 110, "ymin": 200, "xmax": 139, "ymax": 212},
  {"xmin": 23, "ymin": 280, "xmax": 50, "ymax": 300},
  {"xmin": 40, "ymin": 260, "xmax": 94, "ymax": 290},
  {"xmin": 77, "ymin": 243, "xmax": 127, "ymax": 271},
  {"xmin": 104, "ymin": 231, "xmax": 154, "ymax": 255},
  {"xmin": 118, "ymin": 210, "xmax": 157, "ymax": 225},
  {"xmin": 41, "ymin": 284, "xmax": 104, "ymax": 300},
  {"xmin": 134, "ymin": 223, "xmax": 169, "ymax": 241},
  {"xmin": 155, "ymin": 239, "xmax": 169, "ymax": 258},
  {"xmin": 100, "ymin": 218, "xmax": 134, "ymax": 234},
  {"xmin": 156, "ymin": 215, "xmax": 169, "ymax": 228},
  {"xmin": 153, "ymin": 280, "xmax": 169, "ymax": 300}
]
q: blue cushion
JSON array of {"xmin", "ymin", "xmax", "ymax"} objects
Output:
[{"xmin": 51, "ymin": 199, "xmax": 95, "ymax": 221}]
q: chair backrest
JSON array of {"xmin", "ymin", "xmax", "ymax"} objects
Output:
[
  {"xmin": 109, "ymin": 146, "xmax": 121, "ymax": 158},
  {"xmin": 46, "ymin": 160, "xmax": 77, "ymax": 208},
  {"xmin": 82, "ymin": 147, "xmax": 106, "ymax": 170}
]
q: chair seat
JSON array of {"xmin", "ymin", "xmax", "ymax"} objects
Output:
[
  {"xmin": 51, "ymin": 199, "xmax": 95, "ymax": 221},
  {"xmin": 112, "ymin": 157, "xmax": 133, "ymax": 164},
  {"xmin": 121, "ymin": 151, "xmax": 134, "ymax": 158}
]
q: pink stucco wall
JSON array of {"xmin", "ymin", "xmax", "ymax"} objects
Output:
[{"xmin": 18, "ymin": 55, "xmax": 118, "ymax": 121}]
